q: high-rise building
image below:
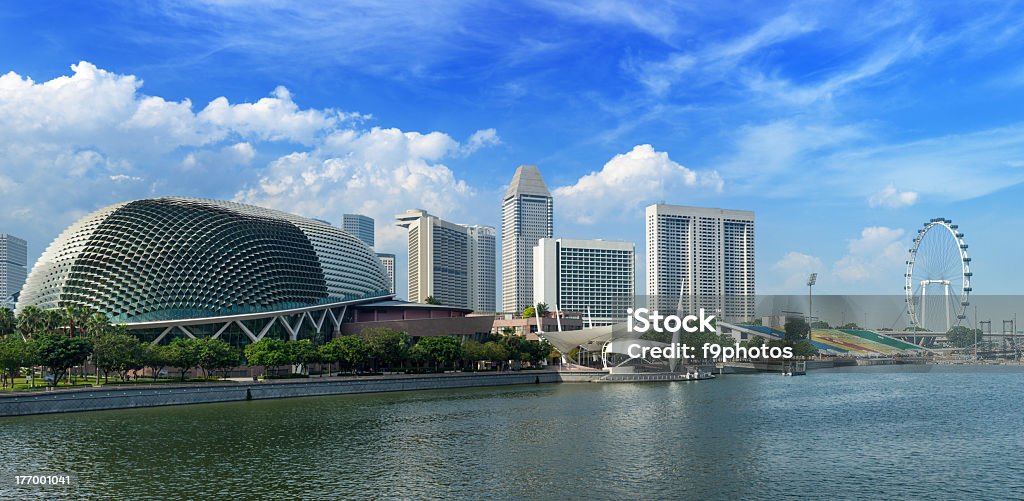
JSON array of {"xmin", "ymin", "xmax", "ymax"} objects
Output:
[
  {"xmin": 645, "ymin": 204, "xmax": 755, "ymax": 321},
  {"xmin": 342, "ymin": 214, "xmax": 375, "ymax": 247},
  {"xmin": 376, "ymin": 253, "xmax": 396, "ymax": 294},
  {"xmin": 534, "ymin": 238, "xmax": 634, "ymax": 326},
  {"xmin": 501, "ymin": 165, "xmax": 553, "ymax": 314},
  {"xmin": 395, "ymin": 209, "xmax": 496, "ymax": 311},
  {"xmin": 0, "ymin": 234, "xmax": 27, "ymax": 309}
]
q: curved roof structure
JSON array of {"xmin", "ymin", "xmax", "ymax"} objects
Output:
[{"xmin": 18, "ymin": 197, "xmax": 390, "ymax": 323}]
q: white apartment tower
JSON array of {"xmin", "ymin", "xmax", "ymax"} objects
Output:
[
  {"xmin": 395, "ymin": 209, "xmax": 496, "ymax": 311},
  {"xmin": 534, "ymin": 238, "xmax": 634, "ymax": 326},
  {"xmin": 501, "ymin": 165, "xmax": 553, "ymax": 314},
  {"xmin": 0, "ymin": 234, "xmax": 28, "ymax": 309},
  {"xmin": 376, "ymin": 253, "xmax": 396, "ymax": 294},
  {"xmin": 645, "ymin": 204, "xmax": 755, "ymax": 321}
]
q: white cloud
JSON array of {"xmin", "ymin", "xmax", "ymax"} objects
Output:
[
  {"xmin": 554, "ymin": 144, "xmax": 723, "ymax": 225},
  {"xmin": 461, "ymin": 128, "xmax": 501, "ymax": 155},
  {"xmin": 0, "ymin": 61, "xmax": 493, "ymax": 271},
  {"xmin": 832, "ymin": 226, "xmax": 906, "ymax": 283},
  {"xmin": 772, "ymin": 251, "xmax": 824, "ymax": 291},
  {"xmin": 868, "ymin": 184, "xmax": 918, "ymax": 208}
]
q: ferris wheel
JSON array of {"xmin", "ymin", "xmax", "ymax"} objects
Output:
[{"xmin": 905, "ymin": 218, "xmax": 972, "ymax": 332}]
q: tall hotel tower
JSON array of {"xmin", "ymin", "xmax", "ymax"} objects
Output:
[
  {"xmin": 0, "ymin": 234, "xmax": 28, "ymax": 309},
  {"xmin": 645, "ymin": 204, "xmax": 755, "ymax": 321},
  {"xmin": 396, "ymin": 209, "xmax": 496, "ymax": 312},
  {"xmin": 501, "ymin": 165, "xmax": 553, "ymax": 314}
]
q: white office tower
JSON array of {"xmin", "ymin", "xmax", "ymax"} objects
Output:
[
  {"xmin": 395, "ymin": 209, "xmax": 496, "ymax": 311},
  {"xmin": 342, "ymin": 214, "xmax": 375, "ymax": 247},
  {"xmin": 534, "ymin": 238, "xmax": 634, "ymax": 326},
  {"xmin": 501, "ymin": 165, "xmax": 553, "ymax": 314},
  {"xmin": 645, "ymin": 204, "xmax": 755, "ymax": 322},
  {"xmin": 376, "ymin": 253, "xmax": 396, "ymax": 294},
  {"xmin": 0, "ymin": 234, "xmax": 28, "ymax": 309}
]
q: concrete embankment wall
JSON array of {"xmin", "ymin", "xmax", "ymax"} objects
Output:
[{"xmin": 0, "ymin": 371, "xmax": 606, "ymax": 417}]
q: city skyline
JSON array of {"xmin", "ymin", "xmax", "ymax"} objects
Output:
[{"xmin": 2, "ymin": 2, "xmax": 1024, "ymax": 297}]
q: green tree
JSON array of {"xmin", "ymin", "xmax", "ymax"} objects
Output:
[
  {"xmin": 93, "ymin": 331, "xmax": 147, "ymax": 382},
  {"xmin": 164, "ymin": 338, "xmax": 202, "ymax": 380},
  {"xmin": 791, "ymin": 339, "xmax": 819, "ymax": 358},
  {"xmin": 320, "ymin": 336, "xmax": 368, "ymax": 373},
  {"xmin": 287, "ymin": 339, "xmax": 319, "ymax": 374},
  {"xmin": 810, "ymin": 320, "xmax": 830, "ymax": 329},
  {"xmin": 522, "ymin": 302, "xmax": 550, "ymax": 318},
  {"xmin": 244, "ymin": 338, "xmax": 293, "ymax": 377},
  {"xmin": 481, "ymin": 341, "xmax": 509, "ymax": 369},
  {"xmin": 16, "ymin": 305, "xmax": 45, "ymax": 339},
  {"xmin": 361, "ymin": 328, "xmax": 410, "ymax": 370},
  {"xmin": 62, "ymin": 305, "xmax": 95, "ymax": 337},
  {"xmin": 424, "ymin": 296, "xmax": 442, "ymax": 305},
  {"xmin": 42, "ymin": 309, "xmax": 65, "ymax": 333},
  {"xmin": 0, "ymin": 336, "xmax": 35, "ymax": 388},
  {"xmin": 411, "ymin": 336, "xmax": 463, "ymax": 371},
  {"xmin": 946, "ymin": 325, "xmax": 982, "ymax": 348},
  {"xmin": 0, "ymin": 308, "xmax": 15, "ymax": 337},
  {"xmin": 141, "ymin": 344, "xmax": 170, "ymax": 380},
  {"xmin": 784, "ymin": 318, "xmax": 811, "ymax": 343},
  {"xmin": 839, "ymin": 322, "xmax": 860, "ymax": 329},
  {"xmin": 462, "ymin": 340, "xmax": 485, "ymax": 369},
  {"xmin": 33, "ymin": 332, "xmax": 92, "ymax": 386},
  {"xmin": 196, "ymin": 338, "xmax": 240, "ymax": 378},
  {"xmin": 84, "ymin": 313, "xmax": 112, "ymax": 339}
]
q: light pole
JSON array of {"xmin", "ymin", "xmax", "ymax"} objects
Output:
[{"xmin": 806, "ymin": 273, "xmax": 817, "ymax": 326}]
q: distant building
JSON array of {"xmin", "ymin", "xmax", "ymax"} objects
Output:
[
  {"xmin": 376, "ymin": 253, "xmax": 396, "ymax": 294},
  {"xmin": 395, "ymin": 209, "xmax": 496, "ymax": 311},
  {"xmin": 645, "ymin": 204, "xmax": 755, "ymax": 321},
  {"xmin": 501, "ymin": 165, "xmax": 553, "ymax": 314},
  {"xmin": 492, "ymin": 311, "xmax": 584, "ymax": 340},
  {"xmin": 0, "ymin": 234, "xmax": 27, "ymax": 309},
  {"xmin": 534, "ymin": 238, "xmax": 635, "ymax": 326},
  {"xmin": 342, "ymin": 214, "xmax": 375, "ymax": 247}
]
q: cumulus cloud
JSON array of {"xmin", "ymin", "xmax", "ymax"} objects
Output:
[
  {"xmin": 771, "ymin": 251, "xmax": 824, "ymax": 291},
  {"xmin": 868, "ymin": 184, "xmax": 919, "ymax": 208},
  {"xmin": 832, "ymin": 226, "xmax": 907, "ymax": 283},
  {"xmin": 554, "ymin": 144, "xmax": 724, "ymax": 224},
  {"xmin": 0, "ymin": 61, "xmax": 498, "ymax": 265}
]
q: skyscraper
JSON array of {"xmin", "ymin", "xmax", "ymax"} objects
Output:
[
  {"xmin": 534, "ymin": 238, "xmax": 635, "ymax": 326},
  {"xmin": 376, "ymin": 253, "xmax": 396, "ymax": 294},
  {"xmin": 0, "ymin": 234, "xmax": 28, "ymax": 309},
  {"xmin": 501, "ymin": 165, "xmax": 553, "ymax": 314},
  {"xmin": 342, "ymin": 214, "xmax": 375, "ymax": 247},
  {"xmin": 395, "ymin": 209, "xmax": 496, "ymax": 311},
  {"xmin": 645, "ymin": 204, "xmax": 755, "ymax": 321}
]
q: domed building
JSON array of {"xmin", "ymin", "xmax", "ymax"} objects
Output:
[{"xmin": 18, "ymin": 197, "xmax": 393, "ymax": 345}]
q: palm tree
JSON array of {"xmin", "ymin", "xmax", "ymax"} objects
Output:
[
  {"xmin": 42, "ymin": 309, "xmax": 65, "ymax": 334},
  {"xmin": 63, "ymin": 304, "xmax": 94, "ymax": 337},
  {"xmin": 16, "ymin": 305, "xmax": 45, "ymax": 340},
  {"xmin": 84, "ymin": 313, "xmax": 111, "ymax": 338},
  {"xmin": 0, "ymin": 307, "xmax": 15, "ymax": 337},
  {"xmin": 424, "ymin": 296, "xmax": 442, "ymax": 305}
]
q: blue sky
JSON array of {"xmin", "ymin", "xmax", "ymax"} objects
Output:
[{"xmin": 2, "ymin": 0, "xmax": 1024, "ymax": 299}]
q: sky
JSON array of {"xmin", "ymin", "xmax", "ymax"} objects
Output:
[{"xmin": 2, "ymin": 0, "xmax": 1024, "ymax": 301}]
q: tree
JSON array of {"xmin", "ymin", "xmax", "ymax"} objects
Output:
[
  {"xmin": 947, "ymin": 325, "xmax": 982, "ymax": 348},
  {"xmin": 83, "ymin": 313, "xmax": 112, "ymax": 339},
  {"xmin": 16, "ymin": 305, "xmax": 45, "ymax": 339},
  {"xmin": 33, "ymin": 332, "xmax": 92, "ymax": 386},
  {"xmin": 141, "ymin": 344, "xmax": 170, "ymax": 380},
  {"xmin": 42, "ymin": 309, "xmax": 65, "ymax": 333},
  {"xmin": 0, "ymin": 308, "xmax": 15, "ymax": 337},
  {"xmin": 320, "ymin": 336, "xmax": 368, "ymax": 373},
  {"xmin": 522, "ymin": 302, "xmax": 550, "ymax": 318},
  {"xmin": 810, "ymin": 320, "xmax": 830, "ymax": 329},
  {"xmin": 784, "ymin": 318, "xmax": 811, "ymax": 343},
  {"xmin": 410, "ymin": 336, "xmax": 463, "ymax": 371},
  {"xmin": 164, "ymin": 338, "xmax": 202, "ymax": 380},
  {"xmin": 93, "ymin": 331, "xmax": 147, "ymax": 382},
  {"xmin": 196, "ymin": 338, "xmax": 239, "ymax": 378},
  {"xmin": 287, "ymin": 339, "xmax": 319, "ymax": 374},
  {"xmin": 791, "ymin": 340, "xmax": 819, "ymax": 358},
  {"xmin": 461, "ymin": 340, "xmax": 485, "ymax": 370},
  {"xmin": 424, "ymin": 296, "xmax": 442, "ymax": 305},
  {"xmin": 0, "ymin": 336, "xmax": 35, "ymax": 388},
  {"xmin": 62, "ymin": 304, "xmax": 94, "ymax": 337},
  {"xmin": 523, "ymin": 340, "xmax": 553, "ymax": 365},
  {"xmin": 481, "ymin": 341, "xmax": 509, "ymax": 369},
  {"xmin": 839, "ymin": 322, "xmax": 860, "ymax": 330},
  {"xmin": 361, "ymin": 328, "xmax": 410, "ymax": 370},
  {"xmin": 244, "ymin": 338, "xmax": 293, "ymax": 377}
]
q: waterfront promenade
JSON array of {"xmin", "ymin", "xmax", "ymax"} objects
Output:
[{"xmin": 0, "ymin": 370, "xmax": 607, "ymax": 417}]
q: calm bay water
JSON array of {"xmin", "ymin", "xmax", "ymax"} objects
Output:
[{"xmin": 2, "ymin": 365, "xmax": 1023, "ymax": 499}]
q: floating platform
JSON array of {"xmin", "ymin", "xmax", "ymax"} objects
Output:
[{"xmin": 596, "ymin": 371, "xmax": 714, "ymax": 383}]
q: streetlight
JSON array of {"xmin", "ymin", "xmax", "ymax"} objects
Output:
[{"xmin": 806, "ymin": 273, "xmax": 817, "ymax": 326}]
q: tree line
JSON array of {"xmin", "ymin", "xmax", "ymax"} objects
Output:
[{"xmin": 0, "ymin": 306, "xmax": 555, "ymax": 389}]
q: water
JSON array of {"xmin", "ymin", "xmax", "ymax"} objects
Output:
[{"xmin": 2, "ymin": 366, "xmax": 1023, "ymax": 499}]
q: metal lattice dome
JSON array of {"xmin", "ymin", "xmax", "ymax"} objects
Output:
[{"xmin": 18, "ymin": 198, "xmax": 390, "ymax": 323}]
